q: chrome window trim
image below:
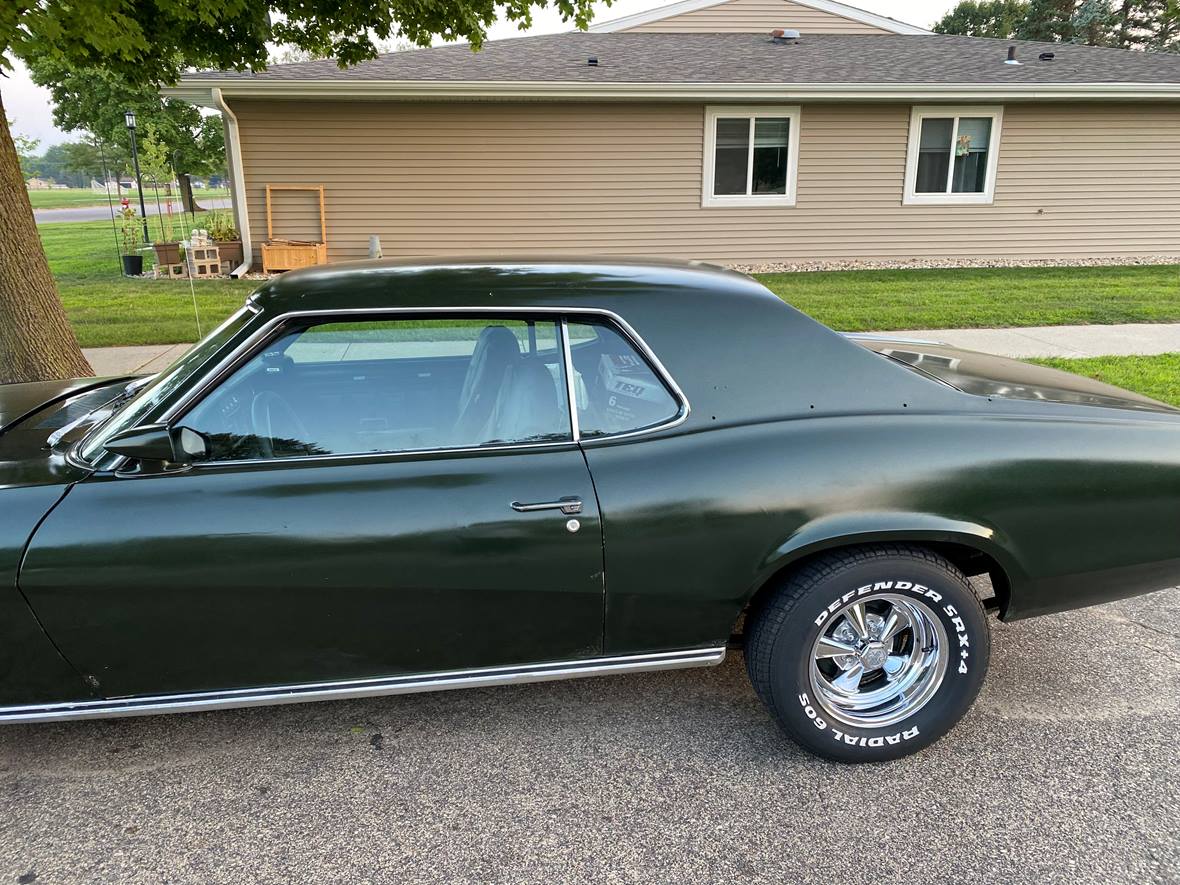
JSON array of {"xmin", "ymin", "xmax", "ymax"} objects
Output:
[
  {"xmin": 139, "ymin": 306, "xmax": 689, "ymax": 469},
  {"xmin": 559, "ymin": 317, "xmax": 581, "ymax": 442},
  {"xmin": 142, "ymin": 439, "xmax": 583, "ymax": 472},
  {"xmin": 0, "ymin": 646, "xmax": 725, "ymax": 724},
  {"xmin": 562, "ymin": 312, "xmax": 691, "ymax": 446}
]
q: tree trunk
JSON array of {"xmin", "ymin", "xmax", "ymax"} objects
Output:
[
  {"xmin": 0, "ymin": 92, "xmax": 93, "ymax": 385},
  {"xmin": 178, "ymin": 174, "xmax": 204, "ymax": 214}
]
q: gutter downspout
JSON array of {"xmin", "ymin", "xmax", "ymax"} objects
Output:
[{"xmin": 211, "ymin": 87, "xmax": 253, "ymax": 278}]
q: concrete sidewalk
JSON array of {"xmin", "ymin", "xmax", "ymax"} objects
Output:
[
  {"xmin": 84, "ymin": 342, "xmax": 194, "ymax": 376},
  {"xmin": 871, "ymin": 322, "xmax": 1180, "ymax": 359},
  {"xmin": 82, "ymin": 321, "xmax": 1180, "ymax": 376}
]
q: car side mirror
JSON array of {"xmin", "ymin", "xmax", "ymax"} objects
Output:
[{"xmin": 103, "ymin": 424, "xmax": 209, "ymax": 465}]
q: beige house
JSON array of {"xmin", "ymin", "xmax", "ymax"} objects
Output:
[{"xmin": 167, "ymin": 0, "xmax": 1180, "ymax": 274}]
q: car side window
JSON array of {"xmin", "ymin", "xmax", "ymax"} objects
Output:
[
  {"xmin": 566, "ymin": 319, "xmax": 681, "ymax": 438},
  {"xmin": 181, "ymin": 317, "xmax": 571, "ymax": 461}
]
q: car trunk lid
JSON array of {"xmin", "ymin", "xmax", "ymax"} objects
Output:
[{"xmin": 849, "ymin": 336, "xmax": 1177, "ymax": 415}]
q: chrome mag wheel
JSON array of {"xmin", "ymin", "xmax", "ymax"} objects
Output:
[{"xmin": 808, "ymin": 593, "xmax": 948, "ymax": 728}]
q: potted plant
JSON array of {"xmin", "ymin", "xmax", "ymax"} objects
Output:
[
  {"xmin": 207, "ymin": 210, "xmax": 243, "ymax": 267},
  {"xmin": 118, "ymin": 200, "xmax": 144, "ymax": 276},
  {"xmin": 152, "ymin": 211, "xmax": 182, "ymax": 266}
]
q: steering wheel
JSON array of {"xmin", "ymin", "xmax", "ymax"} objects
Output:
[{"xmin": 250, "ymin": 390, "xmax": 311, "ymax": 458}]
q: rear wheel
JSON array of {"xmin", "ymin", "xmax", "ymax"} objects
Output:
[{"xmin": 745, "ymin": 545, "xmax": 990, "ymax": 762}]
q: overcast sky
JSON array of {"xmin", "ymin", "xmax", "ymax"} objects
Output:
[{"xmin": 3, "ymin": 0, "xmax": 955, "ymax": 148}]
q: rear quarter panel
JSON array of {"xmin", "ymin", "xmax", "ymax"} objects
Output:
[{"xmin": 586, "ymin": 410, "xmax": 1180, "ymax": 654}]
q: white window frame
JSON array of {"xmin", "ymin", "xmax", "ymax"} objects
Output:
[
  {"xmin": 702, "ymin": 105, "xmax": 801, "ymax": 208},
  {"xmin": 903, "ymin": 105, "xmax": 1004, "ymax": 206}
]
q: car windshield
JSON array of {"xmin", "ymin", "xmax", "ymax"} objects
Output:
[{"xmin": 78, "ymin": 307, "xmax": 256, "ymax": 464}]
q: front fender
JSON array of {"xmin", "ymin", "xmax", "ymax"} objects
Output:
[{"xmin": 1, "ymin": 485, "xmax": 93, "ymax": 707}]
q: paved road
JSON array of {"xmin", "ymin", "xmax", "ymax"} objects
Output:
[
  {"xmin": 1, "ymin": 587, "xmax": 1177, "ymax": 884},
  {"xmin": 34, "ymin": 198, "xmax": 231, "ymax": 224}
]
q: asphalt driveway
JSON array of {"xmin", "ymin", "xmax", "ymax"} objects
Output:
[{"xmin": 1, "ymin": 589, "xmax": 1177, "ymax": 885}]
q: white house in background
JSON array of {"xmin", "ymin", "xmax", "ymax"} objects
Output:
[{"xmin": 25, "ymin": 178, "xmax": 50, "ymax": 190}]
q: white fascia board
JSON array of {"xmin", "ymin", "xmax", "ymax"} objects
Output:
[
  {"xmin": 587, "ymin": 0, "xmax": 930, "ymax": 35},
  {"xmin": 165, "ymin": 80, "xmax": 1180, "ymax": 103},
  {"xmin": 789, "ymin": 0, "xmax": 931, "ymax": 35}
]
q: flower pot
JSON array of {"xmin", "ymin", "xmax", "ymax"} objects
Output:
[
  {"xmin": 216, "ymin": 239, "xmax": 244, "ymax": 267},
  {"xmin": 122, "ymin": 255, "xmax": 144, "ymax": 277},
  {"xmin": 153, "ymin": 242, "xmax": 182, "ymax": 265}
]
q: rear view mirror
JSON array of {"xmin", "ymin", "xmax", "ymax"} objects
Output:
[{"xmin": 104, "ymin": 424, "xmax": 209, "ymax": 464}]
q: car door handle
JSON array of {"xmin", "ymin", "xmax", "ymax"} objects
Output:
[{"xmin": 511, "ymin": 497, "xmax": 583, "ymax": 515}]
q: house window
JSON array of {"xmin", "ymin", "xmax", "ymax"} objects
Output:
[
  {"xmin": 703, "ymin": 106, "xmax": 800, "ymax": 207},
  {"xmin": 904, "ymin": 106, "xmax": 1003, "ymax": 205}
]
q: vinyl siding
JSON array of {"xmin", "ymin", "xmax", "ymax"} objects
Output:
[
  {"xmin": 231, "ymin": 99, "xmax": 1180, "ymax": 265},
  {"xmin": 620, "ymin": 0, "xmax": 890, "ymax": 33}
]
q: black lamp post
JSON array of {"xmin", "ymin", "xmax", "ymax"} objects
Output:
[{"xmin": 124, "ymin": 109, "xmax": 151, "ymax": 243}]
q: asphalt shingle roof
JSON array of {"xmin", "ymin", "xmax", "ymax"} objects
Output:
[{"xmin": 185, "ymin": 32, "xmax": 1180, "ymax": 85}]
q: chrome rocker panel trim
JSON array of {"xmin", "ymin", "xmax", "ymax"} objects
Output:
[{"xmin": 0, "ymin": 647, "xmax": 727, "ymax": 724}]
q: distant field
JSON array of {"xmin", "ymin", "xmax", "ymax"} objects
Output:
[{"xmin": 29, "ymin": 187, "xmax": 230, "ymax": 210}]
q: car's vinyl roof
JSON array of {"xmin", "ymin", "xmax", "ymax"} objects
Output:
[{"xmin": 247, "ymin": 257, "xmax": 772, "ymax": 315}]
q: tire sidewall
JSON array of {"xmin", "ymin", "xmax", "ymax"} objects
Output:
[{"xmin": 770, "ymin": 557, "xmax": 989, "ymax": 762}]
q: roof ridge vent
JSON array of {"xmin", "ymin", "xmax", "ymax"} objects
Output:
[{"xmin": 771, "ymin": 28, "xmax": 802, "ymax": 44}]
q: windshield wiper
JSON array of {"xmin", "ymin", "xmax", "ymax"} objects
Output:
[{"xmin": 46, "ymin": 376, "xmax": 155, "ymax": 449}]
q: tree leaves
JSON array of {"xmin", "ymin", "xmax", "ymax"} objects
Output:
[
  {"xmin": 6, "ymin": 0, "xmax": 606, "ymax": 84},
  {"xmin": 25, "ymin": 57, "xmax": 226, "ymax": 180},
  {"xmin": 934, "ymin": 0, "xmax": 1179, "ymax": 49}
]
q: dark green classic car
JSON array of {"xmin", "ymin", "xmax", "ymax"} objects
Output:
[{"xmin": 3, "ymin": 259, "xmax": 1179, "ymax": 761}]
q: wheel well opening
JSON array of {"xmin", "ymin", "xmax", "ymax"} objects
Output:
[{"xmin": 732, "ymin": 540, "xmax": 1011, "ymax": 645}]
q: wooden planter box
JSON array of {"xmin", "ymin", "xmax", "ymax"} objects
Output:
[
  {"xmin": 262, "ymin": 184, "xmax": 329, "ymax": 273},
  {"xmin": 261, "ymin": 241, "xmax": 328, "ymax": 273}
]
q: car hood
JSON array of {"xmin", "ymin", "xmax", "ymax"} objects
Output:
[
  {"xmin": 850, "ymin": 336, "xmax": 1177, "ymax": 414},
  {"xmin": 0, "ymin": 376, "xmax": 134, "ymax": 489}
]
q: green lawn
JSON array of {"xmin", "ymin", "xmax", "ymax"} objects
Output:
[
  {"xmin": 760, "ymin": 265, "xmax": 1180, "ymax": 331},
  {"xmin": 43, "ymin": 217, "xmax": 255, "ymax": 348},
  {"xmin": 30, "ymin": 187, "xmax": 230, "ymax": 210},
  {"xmin": 38, "ymin": 214, "xmax": 1180, "ymax": 348},
  {"xmin": 1029, "ymin": 354, "xmax": 1180, "ymax": 408}
]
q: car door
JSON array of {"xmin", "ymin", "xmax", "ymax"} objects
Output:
[{"xmin": 19, "ymin": 314, "xmax": 604, "ymax": 699}]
